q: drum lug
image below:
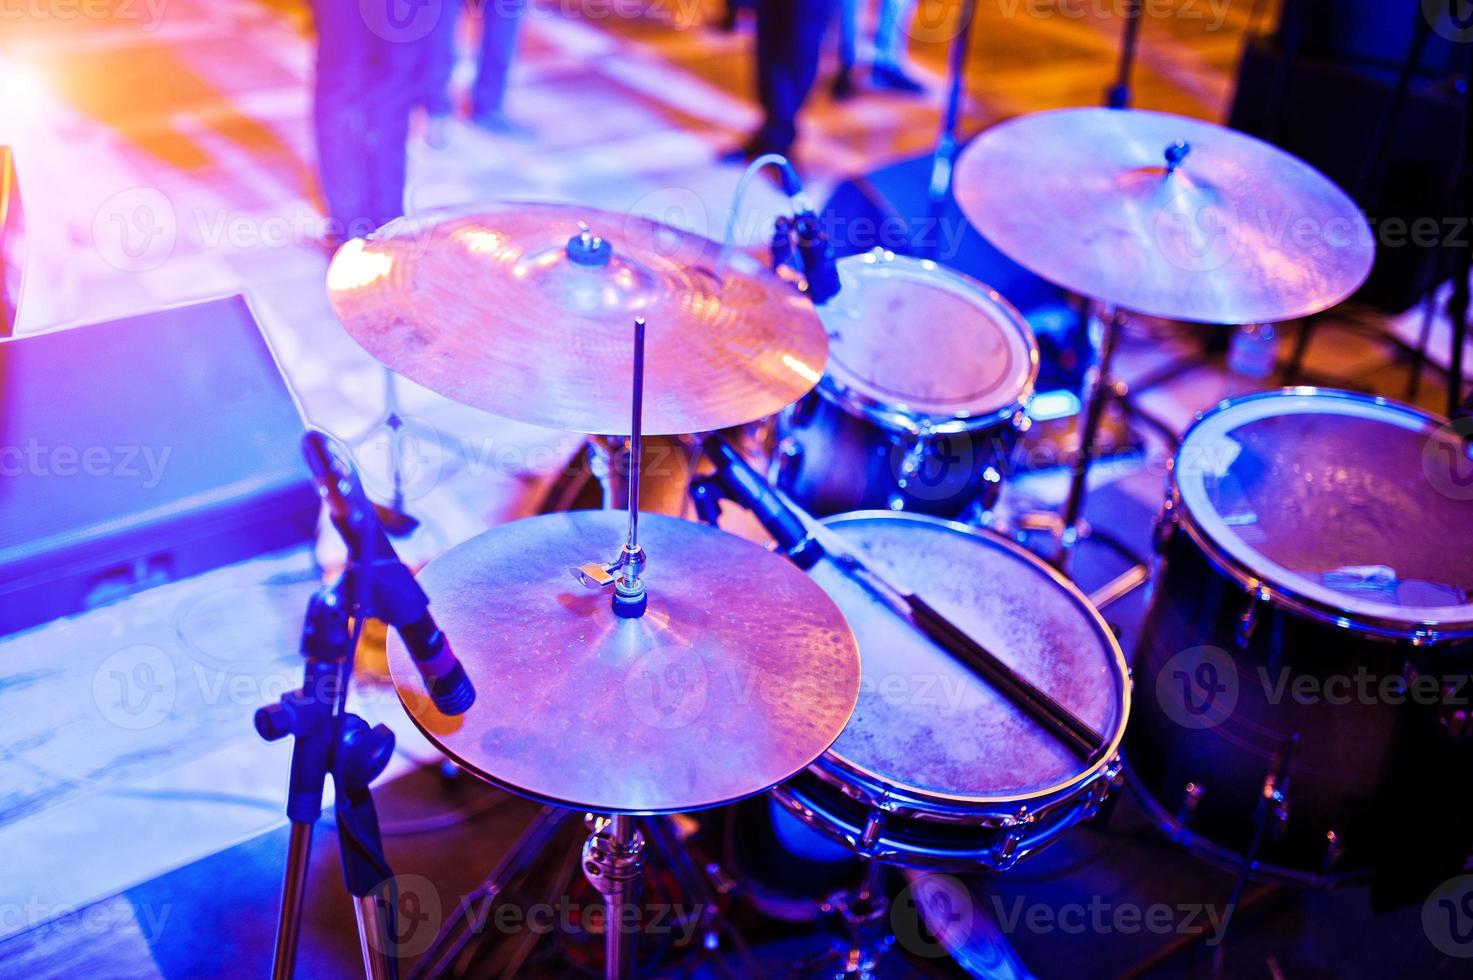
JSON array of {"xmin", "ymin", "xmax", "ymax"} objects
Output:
[
  {"xmin": 1411, "ymin": 628, "xmax": 1439, "ymax": 647},
  {"xmin": 995, "ymin": 807, "xmax": 1030, "ymax": 870},
  {"xmin": 1235, "ymin": 589, "xmax": 1267, "ymax": 650},
  {"xmin": 774, "ymin": 437, "xmax": 803, "ymax": 484},
  {"xmin": 788, "ymin": 392, "xmax": 820, "ymax": 429},
  {"xmin": 1151, "ymin": 499, "xmax": 1177, "ymax": 555},
  {"xmin": 859, "ymin": 809, "xmax": 886, "ymax": 857},
  {"xmin": 1176, "ymin": 781, "xmax": 1204, "ymax": 829},
  {"xmin": 1262, "ymin": 768, "xmax": 1291, "ymax": 841},
  {"xmin": 1321, "ymin": 829, "xmax": 1344, "ymax": 877}
]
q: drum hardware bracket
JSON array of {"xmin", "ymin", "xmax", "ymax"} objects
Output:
[
  {"xmin": 1235, "ymin": 590, "xmax": 1268, "ymax": 650},
  {"xmin": 1212, "ymin": 733, "xmax": 1299, "ymax": 980},
  {"xmin": 582, "ymin": 814, "xmax": 647, "ymax": 980},
  {"xmin": 573, "ymin": 317, "xmax": 650, "ymax": 619},
  {"xmin": 1176, "ymin": 781, "xmax": 1205, "ymax": 831}
]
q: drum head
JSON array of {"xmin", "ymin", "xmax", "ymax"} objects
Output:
[
  {"xmin": 818, "ymin": 251, "xmax": 1037, "ymax": 431},
  {"xmin": 808, "ymin": 513, "xmax": 1128, "ymax": 804},
  {"xmin": 1175, "ymin": 389, "xmax": 1473, "ymax": 634}
]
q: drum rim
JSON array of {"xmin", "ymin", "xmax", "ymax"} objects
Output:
[
  {"xmin": 809, "ymin": 510, "xmax": 1132, "ymax": 811},
  {"xmin": 1170, "ymin": 386, "xmax": 1473, "ymax": 640},
  {"xmin": 814, "ymin": 250, "xmax": 1040, "ymax": 436}
]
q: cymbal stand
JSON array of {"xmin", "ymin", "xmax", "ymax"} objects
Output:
[
  {"xmin": 925, "ymin": 0, "xmax": 978, "ymax": 225},
  {"xmin": 1005, "ymin": 302, "xmax": 1143, "ymax": 590},
  {"xmin": 574, "ymin": 315, "xmax": 650, "ymax": 619},
  {"xmin": 1105, "ymin": 0, "xmax": 1144, "ymax": 109},
  {"xmin": 799, "ymin": 858, "xmax": 895, "ymax": 978},
  {"xmin": 343, "ymin": 368, "xmax": 423, "ymax": 537},
  {"xmin": 256, "ymin": 580, "xmax": 401, "ymax": 980}
]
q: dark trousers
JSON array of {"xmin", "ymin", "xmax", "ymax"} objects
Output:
[
  {"xmin": 754, "ymin": 0, "xmax": 836, "ymax": 152},
  {"xmin": 420, "ymin": 0, "xmax": 524, "ymax": 119},
  {"xmin": 310, "ymin": 0, "xmax": 426, "ymax": 236}
]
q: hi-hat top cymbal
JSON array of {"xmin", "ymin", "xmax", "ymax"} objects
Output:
[
  {"xmin": 387, "ymin": 510, "xmax": 861, "ymax": 814},
  {"xmin": 326, "ymin": 202, "xmax": 828, "ymax": 435},
  {"xmin": 953, "ymin": 108, "xmax": 1375, "ymax": 324}
]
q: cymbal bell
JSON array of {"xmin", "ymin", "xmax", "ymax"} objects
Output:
[
  {"xmin": 953, "ymin": 108, "xmax": 1375, "ymax": 324},
  {"xmin": 326, "ymin": 202, "xmax": 828, "ymax": 435},
  {"xmin": 387, "ymin": 511, "xmax": 861, "ymax": 814}
]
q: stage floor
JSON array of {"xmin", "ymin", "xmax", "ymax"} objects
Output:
[{"xmin": 0, "ymin": 1, "xmax": 1466, "ymax": 976}]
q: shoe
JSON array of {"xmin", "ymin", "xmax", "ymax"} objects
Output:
[
  {"xmin": 830, "ymin": 67, "xmax": 856, "ymax": 101},
  {"xmin": 425, "ymin": 114, "xmax": 450, "ymax": 150},
  {"xmin": 469, "ymin": 111, "xmax": 535, "ymax": 140},
  {"xmin": 720, "ymin": 133, "xmax": 792, "ymax": 166},
  {"xmin": 871, "ymin": 62, "xmax": 925, "ymax": 95}
]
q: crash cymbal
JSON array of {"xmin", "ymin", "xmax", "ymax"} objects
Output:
[
  {"xmin": 326, "ymin": 202, "xmax": 827, "ymax": 435},
  {"xmin": 387, "ymin": 510, "xmax": 861, "ymax": 814},
  {"xmin": 953, "ymin": 108, "xmax": 1374, "ymax": 324}
]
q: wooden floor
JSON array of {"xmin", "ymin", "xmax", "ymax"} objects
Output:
[{"xmin": 0, "ymin": 1, "xmax": 1466, "ymax": 976}]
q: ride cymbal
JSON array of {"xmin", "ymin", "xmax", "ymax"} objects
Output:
[{"xmin": 953, "ymin": 108, "xmax": 1374, "ymax": 324}]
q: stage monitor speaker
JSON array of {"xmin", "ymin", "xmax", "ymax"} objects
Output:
[
  {"xmin": 1, "ymin": 148, "xmax": 23, "ymax": 338},
  {"xmin": 0, "ymin": 295, "xmax": 321, "ymax": 636}
]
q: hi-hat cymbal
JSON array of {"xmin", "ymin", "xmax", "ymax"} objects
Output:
[
  {"xmin": 326, "ymin": 202, "xmax": 827, "ymax": 435},
  {"xmin": 387, "ymin": 511, "xmax": 861, "ymax": 814},
  {"xmin": 953, "ymin": 108, "xmax": 1375, "ymax": 324}
]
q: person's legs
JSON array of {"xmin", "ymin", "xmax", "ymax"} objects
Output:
[
  {"xmin": 308, "ymin": 0, "xmax": 375, "ymax": 238},
  {"xmin": 470, "ymin": 0, "xmax": 525, "ymax": 123},
  {"xmin": 363, "ymin": 14, "xmax": 421, "ymax": 227},
  {"xmin": 749, "ymin": 0, "xmax": 835, "ymax": 155},
  {"xmin": 831, "ymin": 0, "xmax": 859, "ymax": 99},
  {"xmin": 419, "ymin": 0, "xmax": 462, "ymax": 119},
  {"xmin": 871, "ymin": 0, "xmax": 923, "ymax": 92}
]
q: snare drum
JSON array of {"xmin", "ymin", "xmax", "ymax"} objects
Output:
[
  {"xmin": 770, "ymin": 512, "xmax": 1129, "ymax": 871},
  {"xmin": 773, "ymin": 251, "xmax": 1038, "ymax": 519},
  {"xmin": 1129, "ymin": 389, "xmax": 1473, "ymax": 886}
]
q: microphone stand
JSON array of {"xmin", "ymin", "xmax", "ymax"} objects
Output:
[
  {"xmin": 925, "ymin": 0, "xmax": 979, "ymax": 248},
  {"xmin": 257, "ymin": 579, "xmax": 400, "ymax": 980},
  {"xmin": 259, "ymin": 432, "xmax": 475, "ymax": 979}
]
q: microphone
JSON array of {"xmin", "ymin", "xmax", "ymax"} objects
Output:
[
  {"xmin": 793, "ymin": 212, "xmax": 841, "ymax": 305},
  {"xmin": 702, "ymin": 436, "xmax": 824, "ymax": 570},
  {"xmin": 302, "ymin": 430, "xmax": 476, "ymax": 716},
  {"xmin": 773, "ymin": 160, "xmax": 841, "ymax": 305}
]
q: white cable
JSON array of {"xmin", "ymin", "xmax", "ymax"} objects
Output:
[{"xmin": 714, "ymin": 153, "xmax": 800, "ymax": 277}]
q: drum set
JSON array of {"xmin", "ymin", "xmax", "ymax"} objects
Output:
[{"xmin": 258, "ymin": 106, "xmax": 1473, "ymax": 979}]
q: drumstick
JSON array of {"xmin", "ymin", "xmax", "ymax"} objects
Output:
[
  {"xmin": 698, "ymin": 437, "xmax": 1106, "ymax": 762},
  {"xmin": 826, "ymin": 549, "xmax": 1105, "ymax": 762}
]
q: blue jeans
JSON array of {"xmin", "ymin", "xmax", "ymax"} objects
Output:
[
  {"xmin": 754, "ymin": 0, "xmax": 836, "ymax": 151},
  {"xmin": 419, "ymin": 0, "xmax": 524, "ymax": 119},
  {"xmin": 310, "ymin": 0, "xmax": 430, "ymax": 235}
]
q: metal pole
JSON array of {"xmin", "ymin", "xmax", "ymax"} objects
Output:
[
  {"xmin": 270, "ymin": 822, "xmax": 314, "ymax": 980},
  {"xmin": 1055, "ymin": 305, "xmax": 1125, "ymax": 575}
]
